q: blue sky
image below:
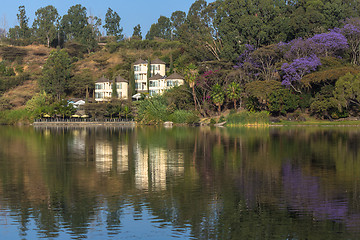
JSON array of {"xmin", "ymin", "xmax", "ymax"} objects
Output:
[{"xmin": 0, "ymin": 0, "xmax": 200, "ymax": 38}]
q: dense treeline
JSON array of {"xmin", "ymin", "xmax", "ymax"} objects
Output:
[{"xmin": 1, "ymin": 0, "xmax": 360, "ymax": 123}]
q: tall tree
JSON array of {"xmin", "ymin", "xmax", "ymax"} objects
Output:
[
  {"xmin": 146, "ymin": 16, "xmax": 171, "ymax": 40},
  {"xmin": 33, "ymin": 5, "xmax": 59, "ymax": 47},
  {"xmin": 39, "ymin": 50, "xmax": 71, "ymax": 101},
  {"xmin": 8, "ymin": 5, "xmax": 31, "ymax": 41},
  {"xmin": 104, "ymin": 8, "xmax": 123, "ymax": 40},
  {"xmin": 184, "ymin": 64, "xmax": 199, "ymax": 110},
  {"xmin": 61, "ymin": 4, "xmax": 88, "ymax": 41},
  {"xmin": 132, "ymin": 24, "xmax": 142, "ymax": 40},
  {"xmin": 171, "ymin": 11, "xmax": 186, "ymax": 40}
]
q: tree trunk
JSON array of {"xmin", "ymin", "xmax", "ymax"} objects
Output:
[
  {"xmin": 192, "ymin": 86, "xmax": 197, "ymax": 111},
  {"xmin": 234, "ymin": 100, "xmax": 237, "ymax": 109}
]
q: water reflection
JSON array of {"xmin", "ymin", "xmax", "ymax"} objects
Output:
[{"xmin": 0, "ymin": 126, "xmax": 360, "ymax": 239}]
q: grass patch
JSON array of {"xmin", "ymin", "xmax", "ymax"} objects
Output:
[
  {"xmin": 226, "ymin": 111, "xmax": 269, "ymax": 127},
  {"xmin": 0, "ymin": 109, "xmax": 32, "ymax": 125}
]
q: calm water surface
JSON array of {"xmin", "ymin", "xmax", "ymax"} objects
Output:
[{"xmin": 0, "ymin": 126, "xmax": 360, "ymax": 239}]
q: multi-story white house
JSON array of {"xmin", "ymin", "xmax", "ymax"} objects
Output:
[
  {"xmin": 95, "ymin": 75, "xmax": 129, "ymax": 101},
  {"xmin": 133, "ymin": 58, "xmax": 184, "ymax": 96}
]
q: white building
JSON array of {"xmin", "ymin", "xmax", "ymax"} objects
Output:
[
  {"xmin": 133, "ymin": 58, "xmax": 185, "ymax": 96},
  {"xmin": 95, "ymin": 75, "xmax": 129, "ymax": 101}
]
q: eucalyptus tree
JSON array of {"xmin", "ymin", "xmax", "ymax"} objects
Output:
[
  {"xmin": 132, "ymin": 24, "xmax": 142, "ymax": 40},
  {"xmin": 104, "ymin": 8, "xmax": 123, "ymax": 40},
  {"xmin": 33, "ymin": 5, "xmax": 59, "ymax": 47}
]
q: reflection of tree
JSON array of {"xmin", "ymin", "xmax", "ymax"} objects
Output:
[{"xmin": 1, "ymin": 126, "xmax": 360, "ymax": 238}]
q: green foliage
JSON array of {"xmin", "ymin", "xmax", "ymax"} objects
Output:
[
  {"xmin": 136, "ymin": 96, "xmax": 169, "ymax": 124},
  {"xmin": 226, "ymin": 82, "xmax": 242, "ymax": 109},
  {"xmin": 132, "ymin": 24, "xmax": 142, "ymax": 40},
  {"xmin": 0, "ymin": 109, "xmax": 31, "ymax": 125},
  {"xmin": 53, "ymin": 99, "xmax": 76, "ymax": 118},
  {"xmin": 104, "ymin": 8, "xmax": 123, "ymax": 40},
  {"xmin": 67, "ymin": 69, "xmax": 94, "ymax": 98},
  {"xmin": 245, "ymin": 80, "xmax": 282, "ymax": 111},
  {"xmin": 25, "ymin": 91, "xmax": 53, "ymax": 118},
  {"xmin": 169, "ymin": 110, "xmax": 199, "ymax": 124},
  {"xmin": 334, "ymin": 72, "xmax": 360, "ymax": 111},
  {"xmin": 310, "ymin": 85, "xmax": 339, "ymax": 119},
  {"xmin": 219, "ymin": 115, "xmax": 225, "ymax": 123},
  {"xmin": 210, "ymin": 118, "xmax": 216, "ymax": 124},
  {"xmin": 32, "ymin": 5, "xmax": 59, "ymax": 47},
  {"xmin": 226, "ymin": 111, "xmax": 269, "ymax": 126},
  {"xmin": 302, "ymin": 67, "xmax": 360, "ymax": 88},
  {"xmin": 163, "ymin": 85, "xmax": 194, "ymax": 110},
  {"xmin": 268, "ymin": 89, "xmax": 299, "ymax": 116},
  {"xmin": 39, "ymin": 49, "xmax": 71, "ymax": 100},
  {"xmin": 211, "ymin": 83, "xmax": 225, "ymax": 113}
]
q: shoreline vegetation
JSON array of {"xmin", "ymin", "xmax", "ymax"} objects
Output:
[{"xmin": 2, "ymin": 2, "xmax": 360, "ymax": 127}]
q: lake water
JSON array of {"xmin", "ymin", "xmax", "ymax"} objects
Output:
[{"xmin": 0, "ymin": 126, "xmax": 360, "ymax": 239}]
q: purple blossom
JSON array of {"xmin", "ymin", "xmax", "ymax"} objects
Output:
[
  {"xmin": 281, "ymin": 55, "xmax": 321, "ymax": 87},
  {"xmin": 307, "ymin": 31, "xmax": 348, "ymax": 57}
]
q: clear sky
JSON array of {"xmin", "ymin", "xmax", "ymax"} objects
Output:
[{"xmin": 0, "ymin": 0, "xmax": 199, "ymax": 38}]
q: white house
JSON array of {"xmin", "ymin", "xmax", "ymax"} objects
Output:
[
  {"xmin": 95, "ymin": 75, "xmax": 129, "ymax": 101},
  {"xmin": 133, "ymin": 58, "xmax": 184, "ymax": 96}
]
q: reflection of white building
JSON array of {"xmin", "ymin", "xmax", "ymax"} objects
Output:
[
  {"xmin": 149, "ymin": 147, "xmax": 167, "ymax": 191},
  {"xmin": 134, "ymin": 143, "xmax": 149, "ymax": 190},
  {"xmin": 95, "ymin": 141, "xmax": 129, "ymax": 173},
  {"xmin": 133, "ymin": 143, "xmax": 185, "ymax": 191}
]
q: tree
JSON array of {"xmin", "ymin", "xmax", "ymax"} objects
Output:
[
  {"xmin": 61, "ymin": 4, "xmax": 88, "ymax": 41},
  {"xmin": 339, "ymin": 18, "xmax": 360, "ymax": 65},
  {"xmin": 8, "ymin": 5, "xmax": 31, "ymax": 41},
  {"xmin": 104, "ymin": 8, "xmax": 123, "ymax": 40},
  {"xmin": 111, "ymin": 79, "xmax": 118, "ymax": 99},
  {"xmin": 39, "ymin": 50, "xmax": 71, "ymax": 101},
  {"xmin": 334, "ymin": 73, "xmax": 360, "ymax": 110},
  {"xmin": 184, "ymin": 64, "xmax": 199, "ymax": 110},
  {"xmin": 33, "ymin": 5, "xmax": 59, "ymax": 47},
  {"xmin": 281, "ymin": 55, "xmax": 321, "ymax": 93},
  {"xmin": 171, "ymin": 11, "xmax": 186, "ymax": 40},
  {"xmin": 211, "ymin": 83, "xmax": 224, "ymax": 114},
  {"xmin": 132, "ymin": 24, "xmax": 142, "ymax": 40},
  {"xmin": 146, "ymin": 16, "xmax": 172, "ymax": 40},
  {"xmin": 226, "ymin": 82, "xmax": 242, "ymax": 109}
]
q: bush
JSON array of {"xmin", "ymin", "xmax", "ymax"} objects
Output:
[
  {"xmin": 136, "ymin": 96, "xmax": 168, "ymax": 124},
  {"xmin": 226, "ymin": 111, "xmax": 269, "ymax": 126},
  {"xmin": 169, "ymin": 110, "xmax": 199, "ymax": 124}
]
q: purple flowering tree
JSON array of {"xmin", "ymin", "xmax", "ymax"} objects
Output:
[
  {"xmin": 281, "ymin": 55, "xmax": 322, "ymax": 93},
  {"xmin": 338, "ymin": 18, "xmax": 360, "ymax": 65},
  {"xmin": 307, "ymin": 31, "xmax": 348, "ymax": 57},
  {"xmin": 235, "ymin": 44, "xmax": 279, "ymax": 81}
]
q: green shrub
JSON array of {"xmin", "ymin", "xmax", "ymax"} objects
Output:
[
  {"xmin": 169, "ymin": 110, "xmax": 199, "ymax": 124},
  {"xmin": 210, "ymin": 118, "xmax": 216, "ymax": 124},
  {"xmin": 219, "ymin": 115, "xmax": 225, "ymax": 123},
  {"xmin": 226, "ymin": 111, "xmax": 269, "ymax": 126}
]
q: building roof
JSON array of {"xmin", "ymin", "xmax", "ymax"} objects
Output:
[
  {"xmin": 96, "ymin": 76, "xmax": 110, "ymax": 83},
  {"xmin": 115, "ymin": 75, "xmax": 129, "ymax": 83},
  {"xmin": 167, "ymin": 72, "xmax": 184, "ymax": 80},
  {"xmin": 149, "ymin": 73, "xmax": 165, "ymax": 80},
  {"xmin": 134, "ymin": 59, "xmax": 147, "ymax": 65},
  {"xmin": 151, "ymin": 58, "xmax": 166, "ymax": 65}
]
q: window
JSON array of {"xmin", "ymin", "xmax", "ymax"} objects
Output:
[
  {"xmin": 116, "ymin": 83, "xmax": 122, "ymax": 89},
  {"xmin": 134, "ymin": 65, "xmax": 141, "ymax": 71},
  {"xmin": 149, "ymin": 80, "xmax": 159, "ymax": 87},
  {"xmin": 95, "ymin": 83, "xmax": 103, "ymax": 90},
  {"xmin": 167, "ymin": 80, "xmax": 178, "ymax": 87},
  {"xmin": 135, "ymin": 83, "xmax": 140, "ymax": 90},
  {"xmin": 135, "ymin": 74, "xmax": 139, "ymax": 80},
  {"xmin": 95, "ymin": 92, "xmax": 104, "ymax": 99}
]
